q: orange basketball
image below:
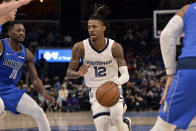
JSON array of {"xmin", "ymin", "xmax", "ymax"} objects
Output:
[{"xmin": 96, "ymin": 82, "xmax": 120, "ymax": 107}]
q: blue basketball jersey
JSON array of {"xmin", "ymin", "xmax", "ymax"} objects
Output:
[
  {"xmin": 0, "ymin": 38, "xmax": 26, "ymax": 93},
  {"xmin": 179, "ymin": 2, "xmax": 196, "ymax": 58}
]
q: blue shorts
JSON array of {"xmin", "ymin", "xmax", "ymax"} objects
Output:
[
  {"xmin": 0, "ymin": 87, "xmax": 25, "ymax": 114},
  {"xmin": 159, "ymin": 70, "xmax": 196, "ymax": 129}
]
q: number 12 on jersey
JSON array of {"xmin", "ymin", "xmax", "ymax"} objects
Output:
[{"xmin": 94, "ymin": 66, "xmax": 106, "ymax": 77}]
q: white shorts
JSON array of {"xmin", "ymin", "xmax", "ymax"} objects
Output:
[{"xmin": 91, "ymin": 99, "xmax": 125, "ymax": 119}]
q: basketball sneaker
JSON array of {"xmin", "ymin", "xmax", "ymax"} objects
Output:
[{"xmin": 123, "ymin": 117, "xmax": 131, "ymax": 131}]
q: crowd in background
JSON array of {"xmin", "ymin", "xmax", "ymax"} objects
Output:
[{"xmin": 15, "ymin": 22, "xmax": 169, "ymax": 112}]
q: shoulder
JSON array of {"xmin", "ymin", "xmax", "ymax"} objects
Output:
[
  {"xmin": 72, "ymin": 41, "xmax": 84, "ymax": 58},
  {"xmin": 72, "ymin": 41, "xmax": 84, "ymax": 49},
  {"xmin": 112, "ymin": 42, "xmax": 124, "ymax": 58},
  {"xmin": 176, "ymin": 4, "xmax": 190, "ymax": 18},
  {"xmin": 25, "ymin": 48, "xmax": 34, "ymax": 63},
  {"xmin": 112, "ymin": 42, "xmax": 123, "ymax": 52}
]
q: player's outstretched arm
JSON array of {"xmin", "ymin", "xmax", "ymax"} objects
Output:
[
  {"xmin": 0, "ymin": 0, "xmax": 32, "ymax": 16},
  {"xmin": 25, "ymin": 48, "xmax": 55, "ymax": 105},
  {"xmin": 112, "ymin": 42, "xmax": 129, "ymax": 86},
  {"xmin": 66, "ymin": 42, "xmax": 89, "ymax": 79}
]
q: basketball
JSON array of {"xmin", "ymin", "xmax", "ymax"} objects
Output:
[{"xmin": 96, "ymin": 81, "xmax": 120, "ymax": 107}]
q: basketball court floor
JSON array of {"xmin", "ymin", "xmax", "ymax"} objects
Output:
[{"xmin": 0, "ymin": 111, "xmax": 196, "ymax": 131}]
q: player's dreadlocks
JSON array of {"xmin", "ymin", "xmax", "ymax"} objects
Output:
[{"xmin": 89, "ymin": 3, "xmax": 110, "ymax": 26}]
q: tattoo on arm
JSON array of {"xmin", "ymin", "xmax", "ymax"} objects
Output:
[
  {"xmin": 66, "ymin": 42, "xmax": 84, "ymax": 79},
  {"xmin": 112, "ymin": 42, "xmax": 127, "ymax": 67}
]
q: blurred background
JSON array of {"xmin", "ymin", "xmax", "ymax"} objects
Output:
[{"xmin": 0, "ymin": 0, "xmax": 189, "ymax": 113}]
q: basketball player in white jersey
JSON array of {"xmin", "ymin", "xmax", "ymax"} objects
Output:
[
  {"xmin": 0, "ymin": 0, "xmax": 32, "ymax": 115},
  {"xmin": 67, "ymin": 4, "xmax": 131, "ymax": 131},
  {"xmin": 152, "ymin": 0, "xmax": 196, "ymax": 130}
]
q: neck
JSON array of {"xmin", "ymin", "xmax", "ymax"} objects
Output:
[
  {"xmin": 90, "ymin": 36, "xmax": 106, "ymax": 51},
  {"xmin": 8, "ymin": 38, "xmax": 21, "ymax": 52}
]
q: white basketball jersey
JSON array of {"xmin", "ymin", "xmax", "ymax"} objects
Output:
[{"xmin": 83, "ymin": 38, "xmax": 118, "ymax": 89}]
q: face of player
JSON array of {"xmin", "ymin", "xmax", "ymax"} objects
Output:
[
  {"xmin": 2, "ymin": 0, "xmax": 17, "ymax": 21},
  {"xmin": 88, "ymin": 19, "xmax": 106, "ymax": 41},
  {"xmin": 9, "ymin": 24, "xmax": 25, "ymax": 43}
]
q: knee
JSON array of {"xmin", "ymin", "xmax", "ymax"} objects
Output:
[
  {"xmin": 94, "ymin": 117, "xmax": 111, "ymax": 131},
  {"xmin": 111, "ymin": 115, "xmax": 123, "ymax": 125},
  {"xmin": 0, "ymin": 98, "xmax": 5, "ymax": 114},
  {"xmin": 32, "ymin": 106, "xmax": 46, "ymax": 120}
]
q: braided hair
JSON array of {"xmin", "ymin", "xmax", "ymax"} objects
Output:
[{"xmin": 89, "ymin": 4, "xmax": 110, "ymax": 26}]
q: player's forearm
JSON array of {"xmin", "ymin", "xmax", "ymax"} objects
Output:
[
  {"xmin": 66, "ymin": 69, "xmax": 81, "ymax": 79},
  {"xmin": 114, "ymin": 66, "xmax": 129, "ymax": 86},
  {"xmin": 32, "ymin": 77, "xmax": 46, "ymax": 95},
  {"xmin": 0, "ymin": 1, "xmax": 24, "ymax": 16}
]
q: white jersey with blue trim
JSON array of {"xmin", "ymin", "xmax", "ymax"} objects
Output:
[{"xmin": 83, "ymin": 38, "xmax": 118, "ymax": 89}]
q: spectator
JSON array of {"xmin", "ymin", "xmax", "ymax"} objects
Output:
[{"xmin": 56, "ymin": 85, "xmax": 68, "ymax": 111}]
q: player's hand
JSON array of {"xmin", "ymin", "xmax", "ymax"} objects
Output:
[
  {"xmin": 105, "ymin": 81, "xmax": 118, "ymax": 87},
  {"xmin": 160, "ymin": 75, "xmax": 173, "ymax": 104},
  {"xmin": 19, "ymin": 0, "xmax": 32, "ymax": 6},
  {"xmin": 42, "ymin": 92, "xmax": 55, "ymax": 106},
  {"xmin": 78, "ymin": 64, "xmax": 90, "ymax": 77}
]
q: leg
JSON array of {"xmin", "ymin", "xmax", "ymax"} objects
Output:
[
  {"xmin": 151, "ymin": 116, "xmax": 176, "ymax": 131},
  {"xmin": 0, "ymin": 97, "xmax": 4, "ymax": 114},
  {"xmin": 94, "ymin": 116, "xmax": 113, "ymax": 131},
  {"xmin": 158, "ymin": 70, "xmax": 196, "ymax": 130},
  {"xmin": 92, "ymin": 101, "xmax": 114, "ymax": 131},
  {"xmin": 16, "ymin": 93, "xmax": 51, "ymax": 131},
  {"xmin": 110, "ymin": 102, "xmax": 130, "ymax": 131}
]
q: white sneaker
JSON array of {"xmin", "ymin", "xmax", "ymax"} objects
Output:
[{"xmin": 123, "ymin": 117, "xmax": 131, "ymax": 131}]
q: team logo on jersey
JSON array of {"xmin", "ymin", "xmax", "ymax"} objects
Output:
[
  {"xmin": 3, "ymin": 59, "xmax": 23, "ymax": 70},
  {"xmin": 86, "ymin": 60, "xmax": 112, "ymax": 66}
]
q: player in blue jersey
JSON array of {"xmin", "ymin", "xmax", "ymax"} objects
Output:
[
  {"xmin": 0, "ymin": 0, "xmax": 32, "ymax": 115},
  {"xmin": 0, "ymin": 1, "xmax": 55, "ymax": 131},
  {"xmin": 151, "ymin": 1, "xmax": 196, "ymax": 131},
  {"xmin": 0, "ymin": 22, "xmax": 55, "ymax": 131}
]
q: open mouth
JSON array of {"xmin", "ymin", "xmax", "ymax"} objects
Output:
[{"xmin": 90, "ymin": 34, "xmax": 96, "ymax": 38}]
